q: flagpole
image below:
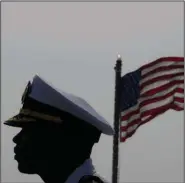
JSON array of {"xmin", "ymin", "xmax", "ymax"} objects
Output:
[{"xmin": 112, "ymin": 55, "xmax": 122, "ymax": 183}]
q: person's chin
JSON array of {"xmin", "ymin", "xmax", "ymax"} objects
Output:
[
  {"xmin": 17, "ymin": 163, "xmax": 36, "ymax": 174},
  {"xmin": 15, "ymin": 155, "xmax": 36, "ymax": 174}
]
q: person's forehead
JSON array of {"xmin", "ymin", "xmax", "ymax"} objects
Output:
[{"xmin": 21, "ymin": 122, "xmax": 61, "ymax": 132}]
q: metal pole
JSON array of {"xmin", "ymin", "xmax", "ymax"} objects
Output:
[{"xmin": 112, "ymin": 55, "xmax": 122, "ymax": 183}]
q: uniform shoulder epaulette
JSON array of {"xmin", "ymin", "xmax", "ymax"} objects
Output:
[{"xmin": 78, "ymin": 175, "xmax": 105, "ymax": 183}]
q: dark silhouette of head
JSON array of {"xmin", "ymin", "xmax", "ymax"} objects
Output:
[{"xmin": 9, "ymin": 98, "xmax": 101, "ymax": 183}]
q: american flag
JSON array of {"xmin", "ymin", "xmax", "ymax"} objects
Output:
[{"xmin": 120, "ymin": 57, "xmax": 184, "ymax": 142}]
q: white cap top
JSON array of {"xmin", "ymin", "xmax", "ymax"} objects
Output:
[{"xmin": 28, "ymin": 75, "xmax": 114, "ymax": 135}]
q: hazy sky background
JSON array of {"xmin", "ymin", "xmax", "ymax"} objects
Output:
[{"xmin": 1, "ymin": 2, "xmax": 184, "ymax": 183}]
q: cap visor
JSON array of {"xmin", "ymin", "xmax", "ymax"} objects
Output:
[{"xmin": 4, "ymin": 114, "xmax": 37, "ymax": 127}]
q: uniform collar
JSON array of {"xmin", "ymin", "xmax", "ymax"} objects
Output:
[{"xmin": 64, "ymin": 158, "xmax": 96, "ymax": 183}]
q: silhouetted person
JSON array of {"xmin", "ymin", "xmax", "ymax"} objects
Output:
[{"xmin": 4, "ymin": 75, "xmax": 114, "ymax": 183}]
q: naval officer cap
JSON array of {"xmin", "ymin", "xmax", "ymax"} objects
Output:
[{"xmin": 4, "ymin": 75, "xmax": 114, "ymax": 136}]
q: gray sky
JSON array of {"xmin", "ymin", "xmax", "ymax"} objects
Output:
[{"xmin": 1, "ymin": 2, "xmax": 184, "ymax": 183}]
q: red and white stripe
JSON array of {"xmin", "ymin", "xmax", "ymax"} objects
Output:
[{"xmin": 120, "ymin": 57, "xmax": 184, "ymax": 142}]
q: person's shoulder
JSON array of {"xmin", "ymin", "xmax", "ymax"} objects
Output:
[
  {"xmin": 82, "ymin": 180, "xmax": 103, "ymax": 183},
  {"xmin": 79, "ymin": 175, "xmax": 107, "ymax": 183}
]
